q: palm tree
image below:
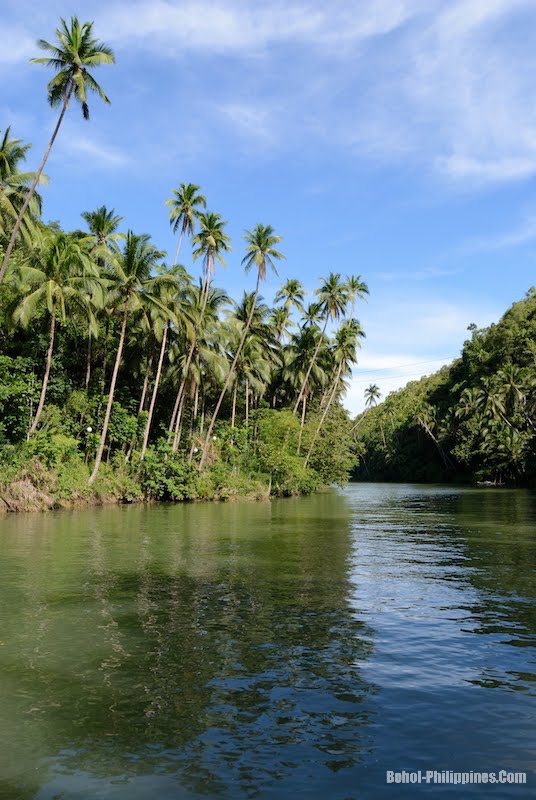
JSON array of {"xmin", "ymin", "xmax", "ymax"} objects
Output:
[
  {"xmin": 80, "ymin": 205, "xmax": 124, "ymax": 251},
  {"xmin": 79, "ymin": 205, "xmax": 124, "ymax": 388},
  {"xmin": 12, "ymin": 228, "xmax": 98, "ymax": 436},
  {"xmin": 0, "ymin": 17, "xmax": 114, "ymax": 285},
  {"xmin": 344, "ymin": 274, "xmax": 369, "ymax": 317},
  {"xmin": 169, "ymin": 212, "xmax": 230, "ymax": 450},
  {"xmin": 274, "ymin": 278, "xmax": 305, "ymax": 317},
  {"xmin": 165, "ymin": 183, "xmax": 206, "ymax": 265},
  {"xmin": 138, "ymin": 265, "xmax": 190, "ymax": 463},
  {"xmin": 364, "ymin": 383, "xmax": 382, "ymax": 409},
  {"xmin": 304, "ymin": 318, "xmax": 364, "ymax": 468},
  {"xmin": 0, "ymin": 127, "xmax": 46, "ymax": 248},
  {"xmin": 88, "ymin": 232, "xmax": 166, "ymax": 484},
  {"xmin": 293, "ymin": 272, "xmax": 348, "ymax": 414},
  {"xmin": 199, "ymin": 223, "xmax": 284, "ymax": 469}
]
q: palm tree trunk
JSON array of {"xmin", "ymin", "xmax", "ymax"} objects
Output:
[
  {"xmin": 85, "ymin": 331, "xmax": 92, "ymax": 391},
  {"xmin": 173, "ymin": 231, "xmax": 184, "ymax": 266},
  {"xmin": 199, "ymin": 275, "xmax": 260, "ymax": 470},
  {"xmin": 231, "ymin": 380, "xmax": 237, "ymax": 428},
  {"xmin": 138, "ymin": 353, "xmax": 153, "ymax": 415},
  {"xmin": 245, "ymin": 378, "xmax": 249, "ymax": 425},
  {"xmin": 304, "ymin": 362, "xmax": 343, "ymax": 468},
  {"xmin": 173, "ymin": 391, "xmax": 186, "ymax": 451},
  {"xmin": 297, "ymin": 390, "xmax": 307, "ymax": 454},
  {"xmin": 0, "ymin": 86, "xmax": 73, "ymax": 285},
  {"xmin": 28, "ymin": 313, "xmax": 56, "ymax": 437},
  {"xmin": 139, "ymin": 324, "xmax": 168, "ymax": 463},
  {"xmin": 292, "ymin": 317, "xmax": 328, "ymax": 414},
  {"xmin": 170, "ymin": 276, "xmax": 210, "ymax": 452},
  {"xmin": 89, "ymin": 299, "xmax": 129, "ymax": 485}
]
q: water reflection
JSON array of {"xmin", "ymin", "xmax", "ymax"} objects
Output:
[{"xmin": 0, "ymin": 496, "xmax": 375, "ymax": 799}]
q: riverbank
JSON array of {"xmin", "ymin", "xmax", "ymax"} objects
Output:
[{"xmin": 0, "ymin": 454, "xmax": 276, "ymax": 513}]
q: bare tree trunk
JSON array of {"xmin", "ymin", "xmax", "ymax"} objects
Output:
[
  {"xmin": 89, "ymin": 299, "xmax": 130, "ymax": 485},
  {"xmin": 0, "ymin": 87, "xmax": 73, "ymax": 285},
  {"xmin": 139, "ymin": 324, "xmax": 168, "ymax": 463},
  {"xmin": 28, "ymin": 313, "xmax": 56, "ymax": 437}
]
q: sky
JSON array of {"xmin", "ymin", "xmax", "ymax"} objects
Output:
[{"xmin": 2, "ymin": 0, "xmax": 536, "ymax": 414}]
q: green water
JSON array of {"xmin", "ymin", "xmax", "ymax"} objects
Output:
[{"xmin": 0, "ymin": 484, "xmax": 535, "ymax": 798}]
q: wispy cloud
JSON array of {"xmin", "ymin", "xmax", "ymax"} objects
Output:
[
  {"xmin": 466, "ymin": 213, "xmax": 536, "ymax": 251},
  {"xmin": 58, "ymin": 134, "xmax": 129, "ymax": 167},
  {"xmin": 375, "ymin": 267, "xmax": 457, "ymax": 282},
  {"xmin": 101, "ymin": 0, "xmax": 421, "ymax": 54}
]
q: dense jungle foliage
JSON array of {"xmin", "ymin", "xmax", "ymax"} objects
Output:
[
  {"xmin": 354, "ymin": 290, "xmax": 536, "ymax": 487},
  {"xmin": 0, "ymin": 20, "xmax": 366, "ymax": 510}
]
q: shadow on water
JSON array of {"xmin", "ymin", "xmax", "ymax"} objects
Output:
[{"xmin": 0, "ymin": 495, "xmax": 376, "ymax": 799}]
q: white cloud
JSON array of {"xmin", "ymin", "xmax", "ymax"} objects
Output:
[
  {"xmin": 375, "ymin": 266, "xmax": 457, "ymax": 282},
  {"xmin": 101, "ymin": 0, "xmax": 421, "ymax": 54},
  {"xmin": 467, "ymin": 213, "xmax": 536, "ymax": 251},
  {"xmin": 342, "ymin": 293, "xmax": 501, "ymax": 415},
  {"xmin": 58, "ymin": 134, "xmax": 128, "ymax": 167}
]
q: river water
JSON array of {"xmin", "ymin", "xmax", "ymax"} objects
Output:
[{"xmin": 0, "ymin": 484, "xmax": 534, "ymax": 798}]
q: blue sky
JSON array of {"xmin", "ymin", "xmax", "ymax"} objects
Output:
[{"xmin": 2, "ymin": 0, "xmax": 536, "ymax": 413}]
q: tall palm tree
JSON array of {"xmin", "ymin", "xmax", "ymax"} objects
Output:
[
  {"xmin": 0, "ymin": 127, "xmax": 46, "ymax": 248},
  {"xmin": 293, "ymin": 272, "xmax": 348, "ymax": 414},
  {"xmin": 169, "ymin": 212, "xmax": 230, "ymax": 450},
  {"xmin": 199, "ymin": 223, "xmax": 284, "ymax": 469},
  {"xmin": 80, "ymin": 205, "xmax": 124, "ymax": 251},
  {"xmin": 165, "ymin": 183, "xmax": 206, "ymax": 265},
  {"xmin": 12, "ymin": 228, "xmax": 98, "ymax": 436},
  {"xmin": 344, "ymin": 274, "xmax": 369, "ymax": 317},
  {"xmin": 304, "ymin": 318, "xmax": 364, "ymax": 468},
  {"xmin": 274, "ymin": 278, "xmax": 305, "ymax": 317},
  {"xmin": 138, "ymin": 265, "xmax": 190, "ymax": 463},
  {"xmin": 0, "ymin": 17, "xmax": 114, "ymax": 285},
  {"xmin": 88, "ymin": 232, "xmax": 166, "ymax": 484},
  {"xmin": 79, "ymin": 205, "xmax": 124, "ymax": 388}
]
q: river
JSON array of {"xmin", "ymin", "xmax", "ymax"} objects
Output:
[{"xmin": 0, "ymin": 484, "xmax": 534, "ymax": 798}]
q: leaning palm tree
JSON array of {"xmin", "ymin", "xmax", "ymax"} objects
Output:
[
  {"xmin": 304, "ymin": 318, "xmax": 364, "ymax": 468},
  {"xmin": 0, "ymin": 127, "xmax": 46, "ymax": 248},
  {"xmin": 79, "ymin": 205, "xmax": 124, "ymax": 388},
  {"xmin": 165, "ymin": 183, "xmax": 206, "ymax": 265},
  {"xmin": 169, "ymin": 212, "xmax": 230, "ymax": 450},
  {"xmin": 88, "ymin": 232, "xmax": 166, "ymax": 484},
  {"xmin": 12, "ymin": 228, "xmax": 98, "ymax": 436},
  {"xmin": 199, "ymin": 223, "xmax": 284, "ymax": 469},
  {"xmin": 0, "ymin": 17, "xmax": 115, "ymax": 285},
  {"xmin": 293, "ymin": 272, "xmax": 348, "ymax": 414},
  {"xmin": 138, "ymin": 265, "xmax": 191, "ymax": 463}
]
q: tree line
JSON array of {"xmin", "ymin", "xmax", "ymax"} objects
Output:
[
  {"xmin": 0, "ymin": 17, "xmax": 368, "ymax": 506},
  {"xmin": 354, "ymin": 290, "xmax": 536, "ymax": 486}
]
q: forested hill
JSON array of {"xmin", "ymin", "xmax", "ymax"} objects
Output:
[{"xmin": 353, "ymin": 289, "xmax": 536, "ymax": 487}]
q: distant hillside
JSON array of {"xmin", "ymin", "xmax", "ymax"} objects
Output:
[{"xmin": 353, "ymin": 289, "xmax": 536, "ymax": 486}]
